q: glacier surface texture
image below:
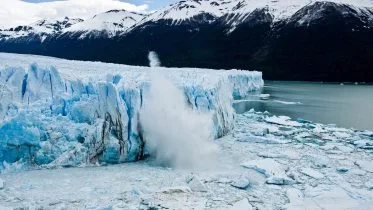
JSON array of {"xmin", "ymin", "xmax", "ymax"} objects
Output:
[{"xmin": 0, "ymin": 53, "xmax": 263, "ymax": 169}]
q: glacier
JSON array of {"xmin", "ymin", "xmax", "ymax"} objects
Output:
[
  {"xmin": 2, "ymin": 106, "xmax": 373, "ymax": 209},
  {"xmin": 0, "ymin": 53, "xmax": 263, "ymax": 170}
]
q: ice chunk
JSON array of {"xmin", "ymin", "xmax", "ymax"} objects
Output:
[
  {"xmin": 229, "ymin": 198, "xmax": 253, "ymax": 210},
  {"xmin": 284, "ymin": 188, "xmax": 305, "ymax": 209},
  {"xmin": 302, "ymin": 186, "xmax": 367, "ymax": 210},
  {"xmin": 265, "ymin": 116, "xmax": 302, "ymax": 127},
  {"xmin": 159, "ymin": 186, "xmax": 192, "ymax": 194},
  {"xmin": 231, "ymin": 177, "xmax": 251, "ymax": 189},
  {"xmin": 241, "ymin": 159, "xmax": 293, "ymax": 185},
  {"xmin": 286, "ymin": 188, "xmax": 304, "ymax": 203},
  {"xmin": 313, "ymin": 124, "xmax": 326, "ymax": 133},
  {"xmin": 260, "ymin": 94, "xmax": 270, "ymax": 100},
  {"xmin": 365, "ymin": 180, "xmax": 373, "ymax": 190},
  {"xmin": 186, "ymin": 175, "xmax": 207, "ymax": 192},
  {"xmin": 333, "ymin": 132, "xmax": 351, "ymax": 139},
  {"xmin": 241, "ymin": 159, "xmax": 287, "ymax": 177},
  {"xmin": 336, "ymin": 167, "xmax": 349, "ymax": 173},
  {"xmin": 360, "ymin": 130, "xmax": 373, "ymax": 137},
  {"xmin": 0, "ymin": 178, "xmax": 4, "ymax": 189},
  {"xmin": 321, "ymin": 143, "xmax": 354, "ymax": 153},
  {"xmin": 258, "ymin": 150, "xmax": 300, "ymax": 160},
  {"xmin": 353, "ymin": 140, "xmax": 373, "ymax": 149},
  {"xmin": 273, "ymin": 100, "xmax": 302, "ymax": 105},
  {"xmin": 236, "ymin": 135, "xmax": 291, "ymax": 144},
  {"xmin": 355, "ymin": 160, "xmax": 373, "ymax": 173},
  {"xmin": 300, "ymin": 168, "xmax": 324, "ymax": 179},
  {"xmin": 266, "ymin": 176, "xmax": 295, "ymax": 185},
  {"xmin": 350, "ymin": 169, "xmax": 366, "ymax": 176}
]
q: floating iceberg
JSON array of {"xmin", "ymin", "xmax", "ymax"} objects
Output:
[{"xmin": 0, "ymin": 53, "xmax": 263, "ymax": 169}]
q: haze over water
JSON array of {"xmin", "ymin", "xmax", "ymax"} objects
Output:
[{"xmin": 234, "ymin": 81, "xmax": 373, "ymax": 131}]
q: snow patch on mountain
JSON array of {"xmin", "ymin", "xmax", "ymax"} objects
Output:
[{"xmin": 63, "ymin": 10, "xmax": 145, "ymax": 38}]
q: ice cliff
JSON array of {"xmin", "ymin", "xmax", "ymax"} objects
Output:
[{"xmin": 0, "ymin": 53, "xmax": 263, "ymax": 169}]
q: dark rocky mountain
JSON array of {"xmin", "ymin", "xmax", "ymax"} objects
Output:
[{"xmin": 0, "ymin": 0, "xmax": 373, "ymax": 82}]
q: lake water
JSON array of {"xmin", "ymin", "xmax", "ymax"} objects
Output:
[{"xmin": 233, "ymin": 81, "xmax": 373, "ymax": 131}]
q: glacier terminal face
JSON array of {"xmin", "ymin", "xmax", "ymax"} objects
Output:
[{"xmin": 0, "ymin": 53, "xmax": 263, "ymax": 170}]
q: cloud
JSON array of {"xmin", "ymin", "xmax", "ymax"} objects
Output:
[{"xmin": 0, "ymin": 0, "xmax": 148, "ymax": 28}]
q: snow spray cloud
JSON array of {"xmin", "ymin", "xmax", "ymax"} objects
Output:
[
  {"xmin": 148, "ymin": 51, "xmax": 161, "ymax": 67},
  {"xmin": 140, "ymin": 52, "xmax": 218, "ymax": 169}
]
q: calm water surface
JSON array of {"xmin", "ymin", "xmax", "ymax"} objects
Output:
[{"xmin": 234, "ymin": 81, "xmax": 373, "ymax": 130}]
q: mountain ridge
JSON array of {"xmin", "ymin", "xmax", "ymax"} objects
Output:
[
  {"xmin": 0, "ymin": 0, "xmax": 373, "ymax": 82},
  {"xmin": 2, "ymin": 0, "xmax": 372, "ymax": 39}
]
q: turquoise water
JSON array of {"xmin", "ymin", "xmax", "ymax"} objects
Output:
[{"xmin": 234, "ymin": 81, "xmax": 373, "ymax": 130}]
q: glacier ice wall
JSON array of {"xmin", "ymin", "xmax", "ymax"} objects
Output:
[{"xmin": 0, "ymin": 53, "xmax": 263, "ymax": 170}]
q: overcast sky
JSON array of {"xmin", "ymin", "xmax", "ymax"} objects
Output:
[{"xmin": 0, "ymin": 0, "xmax": 178, "ymax": 28}]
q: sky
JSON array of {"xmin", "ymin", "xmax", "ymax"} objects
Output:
[{"xmin": 0, "ymin": 0, "xmax": 178, "ymax": 28}]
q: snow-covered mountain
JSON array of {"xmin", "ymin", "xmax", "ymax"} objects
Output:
[
  {"xmin": 138, "ymin": 0, "xmax": 310, "ymax": 26},
  {"xmin": 0, "ymin": 17, "xmax": 83, "ymax": 40},
  {"xmin": 134, "ymin": 0, "xmax": 373, "ymax": 28},
  {"xmin": 288, "ymin": 1, "xmax": 373, "ymax": 27},
  {"xmin": 2, "ymin": 0, "xmax": 372, "ymax": 38},
  {"xmin": 0, "ymin": 0, "xmax": 373, "ymax": 81},
  {"xmin": 63, "ymin": 10, "xmax": 146, "ymax": 38}
]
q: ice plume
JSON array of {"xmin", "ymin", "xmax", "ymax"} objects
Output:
[
  {"xmin": 140, "ymin": 52, "xmax": 218, "ymax": 169},
  {"xmin": 148, "ymin": 51, "xmax": 161, "ymax": 67}
]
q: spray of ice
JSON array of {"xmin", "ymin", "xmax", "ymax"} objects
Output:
[
  {"xmin": 148, "ymin": 51, "xmax": 161, "ymax": 67},
  {"xmin": 140, "ymin": 52, "xmax": 218, "ymax": 169}
]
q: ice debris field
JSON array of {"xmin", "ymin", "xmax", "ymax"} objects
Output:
[{"xmin": 0, "ymin": 53, "xmax": 373, "ymax": 209}]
